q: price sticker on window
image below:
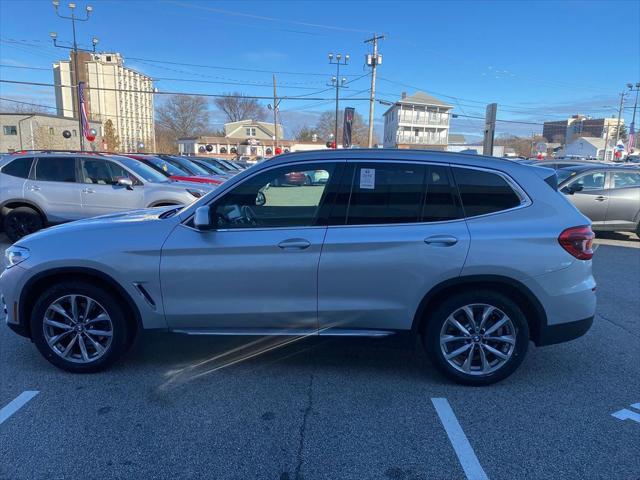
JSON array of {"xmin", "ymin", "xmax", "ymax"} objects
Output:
[{"xmin": 360, "ymin": 168, "xmax": 375, "ymax": 189}]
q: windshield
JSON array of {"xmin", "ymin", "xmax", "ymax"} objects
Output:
[
  {"xmin": 144, "ymin": 157, "xmax": 188, "ymax": 176},
  {"xmin": 113, "ymin": 156, "xmax": 169, "ymax": 183},
  {"xmin": 219, "ymin": 159, "xmax": 241, "ymax": 170},
  {"xmin": 557, "ymin": 167, "xmax": 588, "ymax": 184},
  {"xmin": 194, "ymin": 160, "xmax": 227, "ymax": 176},
  {"xmin": 166, "ymin": 156, "xmax": 212, "ymax": 176}
]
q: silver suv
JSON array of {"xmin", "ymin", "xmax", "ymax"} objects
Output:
[
  {"xmin": 1, "ymin": 150, "xmax": 597, "ymax": 385},
  {"xmin": 0, "ymin": 152, "xmax": 211, "ymax": 241}
]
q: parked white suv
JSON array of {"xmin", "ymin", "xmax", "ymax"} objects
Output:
[
  {"xmin": 0, "ymin": 152, "xmax": 211, "ymax": 241},
  {"xmin": 1, "ymin": 150, "xmax": 596, "ymax": 385}
]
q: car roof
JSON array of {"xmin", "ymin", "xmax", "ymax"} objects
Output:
[{"xmin": 263, "ymin": 148, "xmax": 529, "ymax": 171}]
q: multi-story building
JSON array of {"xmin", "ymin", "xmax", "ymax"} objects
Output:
[
  {"xmin": 542, "ymin": 115, "xmax": 622, "ymax": 144},
  {"xmin": 53, "ymin": 52, "xmax": 155, "ymax": 152},
  {"xmin": 1, "ymin": 112, "xmax": 101, "ymax": 153},
  {"xmin": 383, "ymin": 91, "xmax": 452, "ymax": 149}
]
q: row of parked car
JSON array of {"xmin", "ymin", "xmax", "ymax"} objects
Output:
[
  {"xmin": 512, "ymin": 158, "xmax": 640, "ymax": 236},
  {"xmin": 0, "ymin": 151, "xmax": 252, "ymax": 242}
]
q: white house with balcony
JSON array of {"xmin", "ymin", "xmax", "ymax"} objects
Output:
[{"xmin": 383, "ymin": 91, "xmax": 452, "ymax": 150}]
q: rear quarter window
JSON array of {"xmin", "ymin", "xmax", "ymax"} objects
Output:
[
  {"xmin": 453, "ymin": 167, "xmax": 523, "ymax": 217},
  {"xmin": 1, "ymin": 157, "xmax": 34, "ymax": 178}
]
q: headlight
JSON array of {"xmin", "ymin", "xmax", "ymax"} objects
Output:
[
  {"xmin": 4, "ymin": 246, "xmax": 30, "ymax": 268},
  {"xmin": 187, "ymin": 188, "xmax": 204, "ymax": 198}
]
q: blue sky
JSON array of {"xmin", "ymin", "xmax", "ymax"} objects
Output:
[{"xmin": 1, "ymin": 0, "xmax": 639, "ymax": 139}]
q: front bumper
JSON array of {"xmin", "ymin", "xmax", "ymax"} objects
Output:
[
  {"xmin": 536, "ymin": 315, "xmax": 594, "ymax": 346},
  {"xmin": 0, "ymin": 264, "xmax": 30, "ymax": 338}
]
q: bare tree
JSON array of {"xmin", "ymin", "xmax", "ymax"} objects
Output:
[
  {"xmin": 315, "ymin": 110, "xmax": 369, "ymax": 146},
  {"xmin": 1, "ymin": 101, "xmax": 50, "ymax": 114},
  {"xmin": 156, "ymin": 95, "xmax": 210, "ymax": 139},
  {"xmin": 292, "ymin": 125, "xmax": 317, "ymax": 141},
  {"xmin": 155, "ymin": 126, "xmax": 179, "ymax": 154},
  {"xmin": 213, "ymin": 92, "xmax": 267, "ymax": 123}
]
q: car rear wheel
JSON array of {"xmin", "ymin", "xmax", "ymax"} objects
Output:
[
  {"xmin": 4, "ymin": 206, "xmax": 43, "ymax": 242},
  {"xmin": 30, "ymin": 282, "xmax": 131, "ymax": 373},
  {"xmin": 423, "ymin": 291, "xmax": 529, "ymax": 386}
]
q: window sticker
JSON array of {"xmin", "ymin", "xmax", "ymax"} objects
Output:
[{"xmin": 360, "ymin": 168, "xmax": 375, "ymax": 189}]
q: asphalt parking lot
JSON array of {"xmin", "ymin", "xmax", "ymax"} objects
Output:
[{"xmin": 1, "ymin": 232, "xmax": 638, "ymax": 480}]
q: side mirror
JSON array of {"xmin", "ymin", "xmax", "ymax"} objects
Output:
[
  {"xmin": 194, "ymin": 205, "xmax": 214, "ymax": 231},
  {"xmin": 117, "ymin": 177, "xmax": 134, "ymax": 190},
  {"xmin": 567, "ymin": 184, "xmax": 584, "ymax": 194}
]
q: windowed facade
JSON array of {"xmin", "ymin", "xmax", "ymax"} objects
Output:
[{"xmin": 3, "ymin": 125, "xmax": 18, "ymax": 135}]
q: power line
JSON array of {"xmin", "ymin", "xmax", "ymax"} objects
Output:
[{"xmin": 0, "ymin": 78, "xmax": 372, "ymax": 101}]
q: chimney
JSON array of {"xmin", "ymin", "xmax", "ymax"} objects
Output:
[{"xmin": 401, "ymin": 91, "xmax": 407, "ymax": 99}]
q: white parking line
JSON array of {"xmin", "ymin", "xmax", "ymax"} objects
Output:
[
  {"xmin": 432, "ymin": 398, "xmax": 489, "ymax": 480},
  {"xmin": 611, "ymin": 402, "xmax": 640, "ymax": 424},
  {"xmin": 0, "ymin": 391, "xmax": 39, "ymax": 425}
]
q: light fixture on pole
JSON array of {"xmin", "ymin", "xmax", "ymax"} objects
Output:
[{"xmin": 51, "ymin": 1, "xmax": 96, "ymax": 151}]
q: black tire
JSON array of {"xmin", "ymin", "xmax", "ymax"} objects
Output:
[
  {"xmin": 4, "ymin": 206, "xmax": 43, "ymax": 242},
  {"xmin": 30, "ymin": 282, "xmax": 132, "ymax": 373},
  {"xmin": 423, "ymin": 290, "xmax": 529, "ymax": 386}
]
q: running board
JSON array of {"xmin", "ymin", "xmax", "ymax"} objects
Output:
[{"xmin": 170, "ymin": 328, "xmax": 397, "ymax": 338}]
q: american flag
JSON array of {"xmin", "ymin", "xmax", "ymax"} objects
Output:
[
  {"xmin": 78, "ymin": 81, "xmax": 91, "ymax": 139},
  {"xmin": 628, "ymin": 122, "xmax": 636, "ymax": 152}
]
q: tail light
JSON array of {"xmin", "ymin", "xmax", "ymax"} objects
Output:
[{"xmin": 558, "ymin": 225, "xmax": 594, "ymax": 260}]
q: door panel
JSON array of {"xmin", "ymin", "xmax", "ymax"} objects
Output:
[
  {"xmin": 318, "ymin": 222, "xmax": 470, "ymax": 331},
  {"xmin": 318, "ymin": 161, "xmax": 470, "ymax": 332},
  {"xmin": 159, "ymin": 161, "xmax": 342, "ymax": 331},
  {"xmin": 25, "ymin": 156, "xmax": 82, "ymax": 222},
  {"xmin": 604, "ymin": 172, "xmax": 640, "ymax": 229},
  {"xmin": 160, "ymin": 225, "xmax": 325, "ymax": 330},
  {"xmin": 563, "ymin": 171, "xmax": 609, "ymax": 224},
  {"xmin": 80, "ymin": 158, "xmax": 143, "ymax": 216}
]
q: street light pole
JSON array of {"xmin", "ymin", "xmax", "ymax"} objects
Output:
[
  {"xmin": 51, "ymin": 1, "xmax": 96, "ymax": 151},
  {"xmin": 629, "ymin": 82, "xmax": 640, "ymax": 148},
  {"xmin": 328, "ymin": 53, "xmax": 349, "ymax": 148},
  {"xmin": 614, "ymin": 89, "xmax": 627, "ymax": 144}
]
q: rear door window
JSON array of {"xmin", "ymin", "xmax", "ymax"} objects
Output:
[
  {"xmin": 611, "ymin": 171, "xmax": 640, "ymax": 188},
  {"xmin": 452, "ymin": 167, "xmax": 523, "ymax": 217},
  {"xmin": 34, "ymin": 157, "xmax": 77, "ymax": 183},
  {"xmin": 346, "ymin": 163, "xmax": 427, "ymax": 225},
  {"xmin": 1, "ymin": 157, "xmax": 34, "ymax": 178}
]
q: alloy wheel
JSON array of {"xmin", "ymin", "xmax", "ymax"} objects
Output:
[
  {"xmin": 439, "ymin": 303, "xmax": 516, "ymax": 376},
  {"xmin": 42, "ymin": 295, "xmax": 113, "ymax": 363}
]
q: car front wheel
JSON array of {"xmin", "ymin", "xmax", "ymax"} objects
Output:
[
  {"xmin": 423, "ymin": 291, "xmax": 529, "ymax": 386},
  {"xmin": 30, "ymin": 282, "xmax": 131, "ymax": 372}
]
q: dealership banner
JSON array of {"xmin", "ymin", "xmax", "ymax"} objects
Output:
[{"xmin": 343, "ymin": 107, "xmax": 355, "ymax": 149}]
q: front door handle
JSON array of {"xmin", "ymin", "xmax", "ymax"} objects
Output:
[
  {"xmin": 278, "ymin": 239, "xmax": 311, "ymax": 250},
  {"xmin": 595, "ymin": 196, "xmax": 607, "ymax": 201},
  {"xmin": 424, "ymin": 235, "xmax": 458, "ymax": 246},
  {"xmin": 82, "ymin": 188, "xmax": 95, "ymax": 194}
]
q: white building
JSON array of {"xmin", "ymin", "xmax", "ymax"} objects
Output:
[
  {"xmin": 53, "ymin": 52, "xmax": 155, "ymax": 152},
  {"xmin": 383, "ymin": 91, "xmax": 452, "ymax": 149},
  {"xmin": 562, "ymin": 136, "xmax": 616, "ymax": 161}
]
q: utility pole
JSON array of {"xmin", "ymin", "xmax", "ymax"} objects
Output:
[
  {"xmin": 627, "ymin": 82, "xmax": 640, "ymax": 153},
  {"xmin": 328, "ymin": 53, "xmax": 349, "ymax": 148},
  {"xmin": 268, "ymin": 75, "xmax": 281, "ymax": 156},
  {"xmin": 614, "ymin": 90, "xmax": 627, "ymax": 144},
  {"xmin": 51, "ymin": 1, "xmax": 98, "ymax": 152},
  {"xmin": 365, "ymin": 33, "xmax": 384, "ymax": 148},
  {"xmin": 273, "ymin": 74, "xmax": 278, "ymax": 151}
]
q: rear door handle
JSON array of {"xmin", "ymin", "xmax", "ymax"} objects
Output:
[
  {"xmin": 424, "ymin": 235, "xmax": 458, "ymax": 246},
  {"xmin": 82, "ymin": 188, "xmax": 95, "ymax": 194},
  {"xmin": 595, "ymin": 196, "xmax": 607, "ymax": 201},
  {"xmin": 28, "ymin": 185, "xmax": 40, "ymax": 191},
  {"xmin": 278, "ymin": 239, "xmax": 311, "ymax": 250}
]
